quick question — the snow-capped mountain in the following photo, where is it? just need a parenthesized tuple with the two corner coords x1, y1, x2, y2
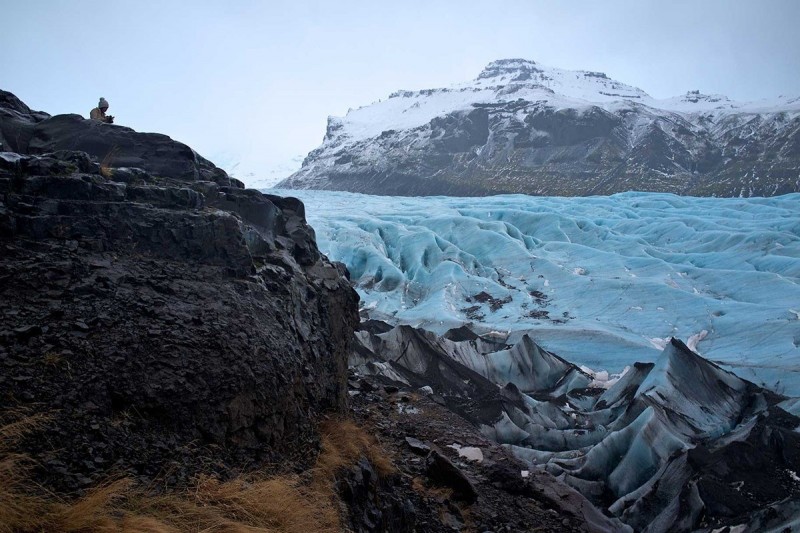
(278, 59, 800, 197)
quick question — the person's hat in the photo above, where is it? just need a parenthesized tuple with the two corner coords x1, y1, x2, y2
(98, 97, 109, 109)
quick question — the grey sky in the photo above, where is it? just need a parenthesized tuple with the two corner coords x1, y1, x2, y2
(3, 0, 799, 187)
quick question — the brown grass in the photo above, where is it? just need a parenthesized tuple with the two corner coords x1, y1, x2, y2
(0, 410, 51, 533)
(0, 414, 393, 533)
(99, 146, 119, 179)
(99, 165, 114, 179)
(410, 475, 453, 502)
(315, 418, 394, 483)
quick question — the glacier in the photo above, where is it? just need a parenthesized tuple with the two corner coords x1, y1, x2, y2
(279, 187, 800, 531)
(272, 189, 800, 397)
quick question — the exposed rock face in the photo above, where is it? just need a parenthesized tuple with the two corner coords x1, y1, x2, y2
(279, 58, 800, 197)
(336, 457, 418, 533)
(0, 89, 237, 186)
(0, 91, 359, 491)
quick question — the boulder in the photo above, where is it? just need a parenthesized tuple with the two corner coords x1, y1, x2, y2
(425, 449, 478, 503)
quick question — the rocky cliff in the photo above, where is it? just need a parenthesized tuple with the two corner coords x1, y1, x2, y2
(278, 58, 800, 197)
(0, 90, 359, 491)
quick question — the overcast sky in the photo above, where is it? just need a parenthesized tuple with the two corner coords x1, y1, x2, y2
(3, 0, 799, 187)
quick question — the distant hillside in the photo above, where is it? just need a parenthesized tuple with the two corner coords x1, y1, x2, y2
(278, 58, 800, 197)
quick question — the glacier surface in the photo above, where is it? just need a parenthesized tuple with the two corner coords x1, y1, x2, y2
(350, 321, 800, 532)
(273, 189, 800, 396)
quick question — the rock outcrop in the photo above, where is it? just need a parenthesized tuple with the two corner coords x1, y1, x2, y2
(0, 89, 236, 186)
(0, 90, 359, 491)
(278, 58, 800, 197)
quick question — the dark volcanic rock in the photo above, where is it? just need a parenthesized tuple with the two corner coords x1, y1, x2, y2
(687, 405, 800, 530)
(0, 89, 235, 186)
(0, 122, 359, 491)
(404, 436, 431, 455)
(425, 449, 478, 503)
(337, 457, 417, 533)
(347, 370, 626, 532)
(0, 90, 51, 152)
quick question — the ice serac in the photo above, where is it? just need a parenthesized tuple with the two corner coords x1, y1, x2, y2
(278, 58, 800, 197)
(633, 338, 757, 438)
(351, 322, 800, 532)
(444, 334, 592, 395)
(351, 321, 632, 532)
(0, 91, 360, 492)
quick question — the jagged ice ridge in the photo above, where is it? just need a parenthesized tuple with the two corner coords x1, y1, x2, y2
(273, 189, 800, 397)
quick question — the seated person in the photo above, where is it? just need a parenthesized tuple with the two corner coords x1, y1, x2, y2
(89, 97, 114, 123)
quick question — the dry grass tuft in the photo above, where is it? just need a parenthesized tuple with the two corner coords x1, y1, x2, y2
(0, 411, 49, 452)
(99, 165, 114, 179)
(0, 455, 49, 533)
(410, 475, 454, 501)
(44, 475, 342, 533)
(53, 478, 137, 532)
(0, 413, 392, 532)
(316, 418, 395, 484)
(0, 411, 51, 533)
(99, 146, 119, 179)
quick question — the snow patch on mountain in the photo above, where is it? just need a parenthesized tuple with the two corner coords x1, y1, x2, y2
(279, 58, 800, 197)
(302, 58, 800, 153)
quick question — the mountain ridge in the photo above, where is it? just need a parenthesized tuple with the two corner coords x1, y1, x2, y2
(278, 58, 800, 197)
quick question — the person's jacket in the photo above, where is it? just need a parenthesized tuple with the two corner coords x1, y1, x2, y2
(90, 107, 112, 123)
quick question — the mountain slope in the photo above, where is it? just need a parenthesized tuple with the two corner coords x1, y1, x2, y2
(278, 59, 800, 197)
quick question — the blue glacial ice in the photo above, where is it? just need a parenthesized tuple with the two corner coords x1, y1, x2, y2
(272, 189, 800, 396)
